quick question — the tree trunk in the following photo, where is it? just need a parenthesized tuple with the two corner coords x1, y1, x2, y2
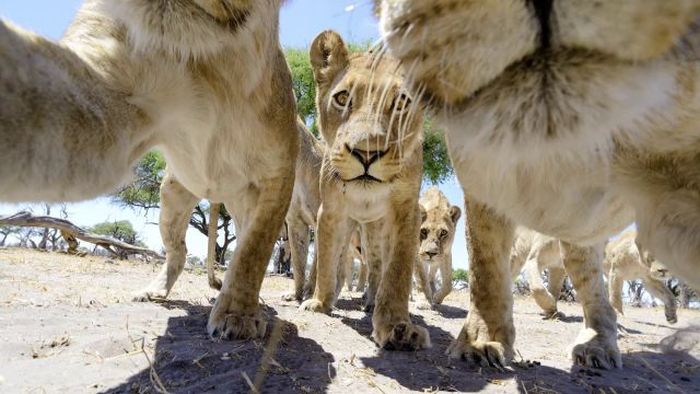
(0, 211, 164, 260)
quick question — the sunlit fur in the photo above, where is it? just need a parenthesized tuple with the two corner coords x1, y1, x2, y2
(509, 227, 567, 317)
(0, 0, 297, 342)
(414, 187, 461, 307)
(604, 231, 678, 324)
(376, 0, 700, 369)
(300, 30, 430, 351)
(282, 119, 362, 303)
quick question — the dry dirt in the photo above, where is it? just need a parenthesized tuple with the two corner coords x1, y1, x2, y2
(0, 248, 698, 393)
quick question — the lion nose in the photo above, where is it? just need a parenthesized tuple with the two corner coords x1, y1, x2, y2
(657, 268, 669, 277)
(346, 144, 386, 169)
(426, 251, 438, 259)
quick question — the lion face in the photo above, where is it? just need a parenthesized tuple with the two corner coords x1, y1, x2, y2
(418, 188, 461, 263)
(310, 31, 423, 186)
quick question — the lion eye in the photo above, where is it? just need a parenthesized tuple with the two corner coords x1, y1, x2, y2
(439, 230, 448, 240)
(420, 229, 428, 240)
(392, 93, 411, 113)
(332, 90, 351, 110)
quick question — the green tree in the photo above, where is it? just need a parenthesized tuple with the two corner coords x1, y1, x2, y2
(90, 220, 144, 246)
(452, 268, 469, 284)
(422, 118, 453, 185)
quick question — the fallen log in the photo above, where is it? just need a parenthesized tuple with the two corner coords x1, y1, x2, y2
(0, 211, 164, 260)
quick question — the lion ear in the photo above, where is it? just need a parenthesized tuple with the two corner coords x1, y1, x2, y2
(449, 205, 461, 224)
(310, 30, 349, 85)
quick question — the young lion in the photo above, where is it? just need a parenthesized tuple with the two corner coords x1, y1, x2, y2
(299, 30, 429, 351)
(375, 1, 700, 369)
(282, 119, 362, 302)
(510, 228, 567, 318)
(604, 231, 678, 324)
(0, 1, 298, 341)
(414, 187, 461, 308)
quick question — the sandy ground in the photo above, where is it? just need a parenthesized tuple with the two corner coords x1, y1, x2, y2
(0, 248, 698, 394)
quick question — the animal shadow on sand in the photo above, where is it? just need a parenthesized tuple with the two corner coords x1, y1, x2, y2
(102, 301, 335, 393)
(337, 300, 699, 393)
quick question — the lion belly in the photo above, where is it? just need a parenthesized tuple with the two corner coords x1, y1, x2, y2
(451, 144, 634, 246)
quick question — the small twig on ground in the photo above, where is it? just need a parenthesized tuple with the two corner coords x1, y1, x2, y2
(241, 371, 259, 394)
(253, 319, 285, 390)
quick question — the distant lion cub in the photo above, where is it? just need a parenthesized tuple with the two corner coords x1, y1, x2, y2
(300, 31, 429, 351)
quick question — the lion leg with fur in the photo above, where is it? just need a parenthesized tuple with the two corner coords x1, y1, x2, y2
(133, 173, 198, 301)
(0, 21, 151, 203)
(561, 242, 621, 369)
(372, 202, 430, 351)
(299, 204, 353, 313)
(356, 259, 368, 293)
(546, 266, 567, 314)
(414, 258, 434, 309)
(433, 258, 453, 305)
(448, 197, 514, 367)
(608, 268, 626, 316)
(208, 176, 294, 340)
(335, 242, 352, 299)
(283, 215, 310, 302)
(642, 275, 678, 324)
(361, 221, 384, 312)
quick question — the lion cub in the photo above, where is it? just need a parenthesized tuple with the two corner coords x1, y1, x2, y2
(414, 187, 461, 308)
(299, 31, 429, 351)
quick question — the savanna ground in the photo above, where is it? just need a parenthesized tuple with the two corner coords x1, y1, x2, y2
(0, 248, 698, 393)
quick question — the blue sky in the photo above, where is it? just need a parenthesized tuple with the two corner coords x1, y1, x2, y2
(0, 1, 469, 270)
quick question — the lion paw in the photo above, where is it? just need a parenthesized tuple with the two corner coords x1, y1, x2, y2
(207, 293, 267, 340)
(570, 328, 622, 369)
(447, 339, 509, 369)
(299, 298, 331, 314)
(281, 292, 302, 302)
(131, 288, 167, 302)
(373, 322, 431, 351)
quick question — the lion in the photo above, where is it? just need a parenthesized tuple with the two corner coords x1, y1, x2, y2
(510, 228, 567, 318)
(299, 30, 430, 351)
(281, 119, 364, 302)
(413, 187, 461, 308)
(604, 231, 677, 324)
(0, 0, 298, 341)
(375, 1, 700, 369)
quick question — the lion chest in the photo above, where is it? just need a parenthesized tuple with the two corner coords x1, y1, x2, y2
(341, 184, 393, 223)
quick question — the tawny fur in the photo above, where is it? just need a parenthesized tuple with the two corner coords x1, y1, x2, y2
(0, 0, 298, 341)
(299, 30, 430, 351)
(414, 187, 461, 308)
(604, 231, 678, 324)
(509, 228, 567, 317)
(281, 120, 365, 302)
(376, 0, 700, 369)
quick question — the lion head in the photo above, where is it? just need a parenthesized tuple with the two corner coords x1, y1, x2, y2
(418, 187, 461, 263)
(309, 30, 423, 188)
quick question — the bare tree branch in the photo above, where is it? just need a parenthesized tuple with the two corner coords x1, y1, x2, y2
(0, 211, 164, 260)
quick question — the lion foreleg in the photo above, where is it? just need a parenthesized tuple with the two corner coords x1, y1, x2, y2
(0, 21, 150, 202)
(372, 198, 430, 351)
(447, 196, 514, 368)
(208, 174, 294, 340)
(561, 242, 621, 369)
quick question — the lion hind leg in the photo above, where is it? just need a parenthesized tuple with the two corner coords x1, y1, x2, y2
(133, 172, 198, 302)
